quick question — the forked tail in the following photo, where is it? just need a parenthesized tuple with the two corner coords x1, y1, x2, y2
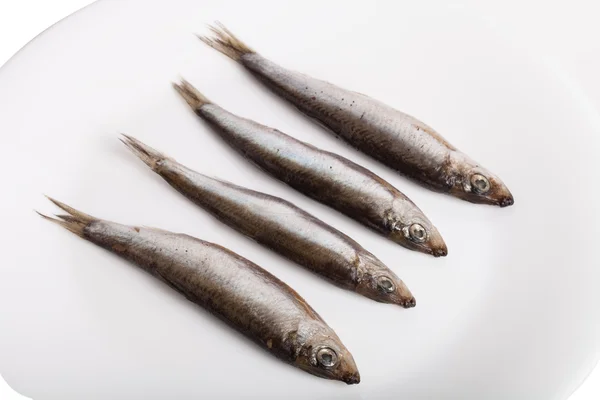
(173, 79, 212, 111)
(120, 134, 167, 170)
(36, 196, 96, 237)
(198, 22, 254, 61)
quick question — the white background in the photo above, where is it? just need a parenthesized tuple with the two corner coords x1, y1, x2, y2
(0, 1, 598, 399)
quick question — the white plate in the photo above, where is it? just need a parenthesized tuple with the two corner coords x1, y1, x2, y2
(1, 1, 599, 399)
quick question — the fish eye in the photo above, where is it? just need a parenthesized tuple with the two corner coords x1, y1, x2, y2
(408, 223, 427, 243)
(377, 277, 395, 293)
(470, 174, 490, 194)
(316, 347, 338, 368)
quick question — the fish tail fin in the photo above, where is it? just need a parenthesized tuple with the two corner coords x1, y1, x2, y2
(120, 134, 166, 170)
(37, 196, 96, 237)
(173, 79, 212, 111)
(198, 22, 254, 61)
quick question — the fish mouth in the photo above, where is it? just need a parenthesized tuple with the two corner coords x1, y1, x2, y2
(498, 196, 515, 208)
(407, 242, 448, 258)
(342, 372, 361, 385)
(468, 194, 514, 207)
(402, 297, 417, 308)
(427, 238, 448, 258)
(453, 179, 515, 207)
(426, 226, 448, 257)
(431, 246, 448, 257)
(391, 229, 448, 258)
(396, 280, 417, 308)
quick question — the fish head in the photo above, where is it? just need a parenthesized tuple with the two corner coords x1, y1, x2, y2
(294, 328, 360, 385)
(448, 153, 514, 207)
(387, 203, 448, 257)
(355, 254, 416, 308)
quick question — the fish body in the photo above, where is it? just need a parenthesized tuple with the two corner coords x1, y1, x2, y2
(121, 135, 415, 307)
(39, 198, 360, 384)
(199, 24, 514, 207)
(174, 81, 447, 257)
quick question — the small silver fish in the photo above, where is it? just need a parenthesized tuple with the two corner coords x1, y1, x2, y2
(38, 197, 360, 384)
(198, 23, 514, 207)
(121, 135, 415, 307)
(173, 80, 448, 257)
